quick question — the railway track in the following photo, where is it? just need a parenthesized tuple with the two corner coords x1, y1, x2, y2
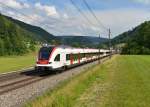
(0, 70, 55, 95)
(0, 76, 47, 95)
(0, 69, 34, 83)
(0, 55, 111, 96)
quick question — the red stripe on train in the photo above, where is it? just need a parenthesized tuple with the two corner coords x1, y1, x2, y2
(37, 60, 49, 64)
(70, 54, 73, 65)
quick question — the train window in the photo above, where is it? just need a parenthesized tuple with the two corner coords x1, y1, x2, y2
(66, 54, 70, 61)
(54, 54, 60, 61)
(74, 54, 78, 61)
(39, 47, 54, 60)
(80, 53, 84, 59)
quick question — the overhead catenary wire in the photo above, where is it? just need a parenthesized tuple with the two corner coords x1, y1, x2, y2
(50, 0, 95, 35)
(82, 0, 108, 31)
(50, 0, 88, 35)
(82, 0, 111, 48)
(69, 0, 97, 28)
(51, 0, 111, 48)
(69, 0, 108, 37)
(63, 6, 90, 35)
(55, 0, 105, 36)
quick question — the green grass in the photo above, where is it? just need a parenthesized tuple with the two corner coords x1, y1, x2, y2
(0, 52, 37, 74)
(103, 55, 150, 107)
(25, 55, 150, 107)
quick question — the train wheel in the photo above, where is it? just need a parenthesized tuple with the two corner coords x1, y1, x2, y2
(61, 66, 67, 71)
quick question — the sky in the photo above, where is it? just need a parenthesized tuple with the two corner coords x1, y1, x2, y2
(0, 0, 150, 38)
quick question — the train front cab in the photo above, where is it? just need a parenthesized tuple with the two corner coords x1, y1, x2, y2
(35, 47, 65, 71)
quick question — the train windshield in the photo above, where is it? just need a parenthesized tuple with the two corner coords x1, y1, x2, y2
(39, 47, 54, 60)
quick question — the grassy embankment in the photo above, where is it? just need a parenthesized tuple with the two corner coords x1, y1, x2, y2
(26, 55, 150, 107)
(0, 45, 40, 74)
(0, 51, 37, 74)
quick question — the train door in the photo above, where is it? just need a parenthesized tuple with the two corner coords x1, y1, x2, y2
(70, 53, 73, 65)
(53, 52, 65, 69)
(53, 54, 61, 69)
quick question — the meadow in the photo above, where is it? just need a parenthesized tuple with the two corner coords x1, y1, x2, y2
(26, 55, 150, 107)
(0, 52, 36, 74)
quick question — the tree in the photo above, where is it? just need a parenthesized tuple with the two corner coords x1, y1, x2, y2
(0, 38, 5, 55)
(115, 21, 150, 55)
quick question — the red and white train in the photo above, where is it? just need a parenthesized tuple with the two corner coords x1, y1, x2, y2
(35, 45, 111, 71)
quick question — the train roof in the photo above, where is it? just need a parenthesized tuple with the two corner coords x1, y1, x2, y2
(40, 44, 110, 52)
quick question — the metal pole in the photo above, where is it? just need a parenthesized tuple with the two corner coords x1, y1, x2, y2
(108, 28, 111, 58)
(98, 34, 101, 64)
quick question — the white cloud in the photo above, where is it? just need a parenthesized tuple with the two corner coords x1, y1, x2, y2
(35, 2, 58, 17)
(16, 14, 43, 24)
(23, 2, 30, 8)
(0, 0, 30, 9)
(0, 5, 2, 10)
(3, 10, 42, 25)
(38, 8, 150, 37)
(94, 8, 150, 37)
(91, 26, 100, 32)
(1, 1, 150, 38)
(63, 13, 69, 19)
(7, 11, 15, 16)
(132, 0, 150, 4)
